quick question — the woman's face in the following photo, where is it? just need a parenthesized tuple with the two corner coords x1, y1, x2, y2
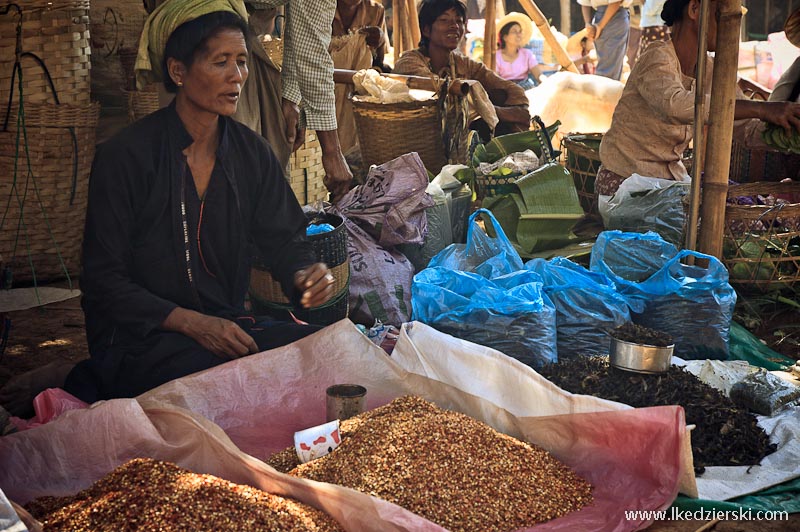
(503, 23, 524, 48)
(174, 27, 249, 117)
(424, 8, 465, 52)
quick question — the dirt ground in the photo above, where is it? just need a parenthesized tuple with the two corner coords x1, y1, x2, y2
(1, 284, 798, 531)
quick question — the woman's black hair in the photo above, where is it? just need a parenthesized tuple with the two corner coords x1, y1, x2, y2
(497, 21, 519, 50)
(661, 0, 691, 27)
(162, 11, 250, 93)
(417, 0, 467, 49)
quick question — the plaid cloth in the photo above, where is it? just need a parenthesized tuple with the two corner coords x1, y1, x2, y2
(257, 0, 337, 130)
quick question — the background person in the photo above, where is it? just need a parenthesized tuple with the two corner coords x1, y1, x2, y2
(578, 0, 632, 81)
(769, 7, 800, 104)
(66, 4, 336, 402)
(495, 11, 543, 90)
(393, 0, 530, 137)
(597, 0, 800, 197)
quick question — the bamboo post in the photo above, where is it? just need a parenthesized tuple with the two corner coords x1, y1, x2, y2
(392, 0, 400, 63)
(685, 0, 712, 253)
(401, 1, 415, 52)
(698, 0, 742, 259)
(560, 0, 571, 35)
(407, 0, 421, 49)
(517, 0, 579, 73)
(484, 0, 497, 69)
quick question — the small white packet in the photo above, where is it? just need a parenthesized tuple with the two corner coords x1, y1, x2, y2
(293, 419, 341, 463)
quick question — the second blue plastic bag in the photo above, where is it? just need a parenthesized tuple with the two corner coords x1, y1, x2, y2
(412, 268, 557, 368)
(428, 209, 524, 279)
(526, 257, 630, 359)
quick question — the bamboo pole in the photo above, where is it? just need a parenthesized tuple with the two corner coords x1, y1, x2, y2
(517, 0, 579, 73)
(685, 0, 712, 253)
(333, 68, 471, 96)
(407, 0, 421, 49)
(560, 0, 571, 35)
(484, 0, 497, 69)
(401, 0, 415, 53)
(698, 0, 742, 259)
(392, 0, 400, 63)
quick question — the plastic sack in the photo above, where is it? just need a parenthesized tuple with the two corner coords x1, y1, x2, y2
(429, 209, 524, 279)
(599, 174, 690, 247)
(590, 230, 679, 312)
(0, 321, 691, 531)
(9, 388, 88, 432)
(729, 369, 800, 416)
(412, 267, 557, 368)
(397, 185, 453, 272)
(338, 214, 414, 327)
(525, 257, 630, 359)
(335, 152, 434, 247)
(634, 249, 737, 361)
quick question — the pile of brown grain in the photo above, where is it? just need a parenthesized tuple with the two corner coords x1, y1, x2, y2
(25, 458, 343, 532)
(268, 395, 592, 532)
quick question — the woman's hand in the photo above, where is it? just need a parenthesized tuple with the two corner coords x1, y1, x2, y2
(163, 308, 258, 360)
(294, 263, 336, 309)
(760, 101, 800, 134)
(359, 26, 384, 49)
(316, 130, 353, 203)
(586, 24, 597, 40)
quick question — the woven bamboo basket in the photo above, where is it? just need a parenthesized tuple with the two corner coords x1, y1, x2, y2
(124, 86, 161, 123)
(723, 181, 800, 292)
(351, 97, 448, 173)
(729, 139, 800, 183)
(0, 0, 92, 106)
(288, 131, 328, 205)
(249, 213, 350, 325)
(0, 101, 100, 282)
(562, 133, 603, 215)
(89, 1, 148, 107)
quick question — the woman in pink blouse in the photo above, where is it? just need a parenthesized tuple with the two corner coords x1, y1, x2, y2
(495, 12, 543, 90)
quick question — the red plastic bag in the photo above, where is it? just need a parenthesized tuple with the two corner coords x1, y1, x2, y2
(10, 388, 88, 431)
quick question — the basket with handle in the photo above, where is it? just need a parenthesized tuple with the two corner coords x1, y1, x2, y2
(474, 117, 560, 200)
(561, 132, 602, 215)
(723, 181, 800, 292)
(351, 96, 448, 174)
(249, 212, 350, 325)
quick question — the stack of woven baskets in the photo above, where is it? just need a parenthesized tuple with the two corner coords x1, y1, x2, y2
(0, 0, 99, 283)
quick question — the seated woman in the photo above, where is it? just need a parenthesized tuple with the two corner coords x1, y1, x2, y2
(495, 12, 543, 91)
(65, 5, 336, 403)
(393, 0, 531, 137)
(598, 0, 800, 197)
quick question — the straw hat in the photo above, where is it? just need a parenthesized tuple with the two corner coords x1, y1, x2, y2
(497, 12, 533, 45)
(566, 28, 588, 58)
(786, 8, 800, 48)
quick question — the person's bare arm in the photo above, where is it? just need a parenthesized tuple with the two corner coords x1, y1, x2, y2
(594, 2, 623, 39)
(735, 100, 800, 133)
(162, 308, 258, 360)
(317, 129, 353, 202)
(583, 5, 596, 39)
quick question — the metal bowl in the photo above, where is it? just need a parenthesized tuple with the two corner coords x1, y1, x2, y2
(609, 337, 674, 374)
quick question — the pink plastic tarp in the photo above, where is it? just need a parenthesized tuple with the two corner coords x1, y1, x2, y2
(0, 320, 689, 531)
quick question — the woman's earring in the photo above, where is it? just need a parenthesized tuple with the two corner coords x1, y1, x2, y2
(176, 80, 183, 87)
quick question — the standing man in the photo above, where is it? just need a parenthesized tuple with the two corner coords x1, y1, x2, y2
(578, 0, 632, 80)
(259, 0, 353, 200)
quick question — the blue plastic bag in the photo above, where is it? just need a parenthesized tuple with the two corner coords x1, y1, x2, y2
(428, 209, 524, 279)
(589, 230, 679, 312)
(634, 249, 737, 360)
(526, 257, 630, 359)
(412, 267, 557, 368)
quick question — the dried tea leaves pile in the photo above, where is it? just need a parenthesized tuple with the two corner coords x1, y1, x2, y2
(268, 395, 592, 532)
(611, 322, 673, 347)
(538, 357, 776, 469)
(25, 458, 344, 532)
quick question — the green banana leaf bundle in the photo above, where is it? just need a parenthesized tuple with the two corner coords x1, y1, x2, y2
(761, 123, 800, 154)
